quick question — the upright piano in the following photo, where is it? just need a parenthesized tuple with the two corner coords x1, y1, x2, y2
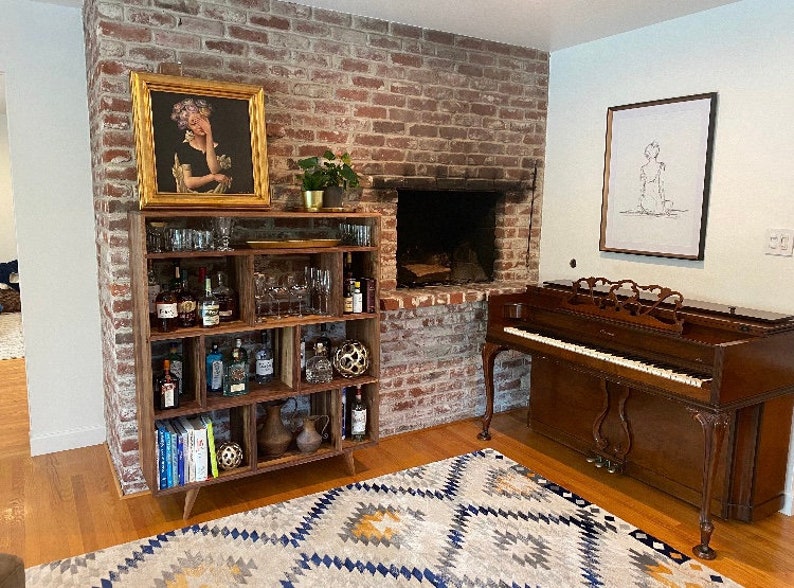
(480, 277, 794, 559)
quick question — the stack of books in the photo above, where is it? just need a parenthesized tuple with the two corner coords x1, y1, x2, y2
(154, 415, 219, 490)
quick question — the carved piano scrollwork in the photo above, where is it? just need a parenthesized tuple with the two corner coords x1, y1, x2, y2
(587, 381, 632, 475)
(564, 276, 685, 333)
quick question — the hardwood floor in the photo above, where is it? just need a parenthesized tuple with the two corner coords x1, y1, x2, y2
(2, 356, 794, 586)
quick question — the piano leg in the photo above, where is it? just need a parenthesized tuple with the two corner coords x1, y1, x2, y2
(688, 409, 729, 560)
(479, 341, 507, 441)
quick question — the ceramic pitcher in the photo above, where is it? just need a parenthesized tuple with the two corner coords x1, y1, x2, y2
(296, 414, 329, 454)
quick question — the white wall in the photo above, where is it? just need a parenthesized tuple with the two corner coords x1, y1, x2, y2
(1, 0, 105, 453)
(542, 0, 794, 512)
(0, 109, 16, 262)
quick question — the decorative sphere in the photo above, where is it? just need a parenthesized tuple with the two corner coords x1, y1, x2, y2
(333, 339, 370, 378)
(216, 441, 244, 471)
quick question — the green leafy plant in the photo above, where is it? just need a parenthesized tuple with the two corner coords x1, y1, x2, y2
(297, 150, 360, 191)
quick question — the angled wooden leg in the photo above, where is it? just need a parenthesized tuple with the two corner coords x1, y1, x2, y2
(479, 341, 506, 441)
(342, 451, 356, 475)
(183, 487, 200, 519)
(688, 409, 729, 560)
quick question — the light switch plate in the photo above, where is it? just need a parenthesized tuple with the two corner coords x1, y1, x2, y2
(765, 228, 794, 256)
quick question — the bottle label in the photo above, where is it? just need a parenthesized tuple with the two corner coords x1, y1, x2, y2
(178, 300, 197, 315)
(200, 303, 220, 327)
(344, 296, 353, 313)
(210, 360, 223, 390)
(351, 407, 367, 436)
(352, 293, 363, 314)
(161, 381, 176, 408)
(256, 358, 274, 376)
(156, 303, 178, 319)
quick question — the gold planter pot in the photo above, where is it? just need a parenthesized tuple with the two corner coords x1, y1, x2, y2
(303, 190, 324, 212)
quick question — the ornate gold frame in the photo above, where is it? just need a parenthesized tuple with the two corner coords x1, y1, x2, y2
(131, 71, 270, 210)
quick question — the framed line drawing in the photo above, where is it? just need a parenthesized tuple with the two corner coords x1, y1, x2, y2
(599, 93, 717, 260)
(131, 71, 270, 210)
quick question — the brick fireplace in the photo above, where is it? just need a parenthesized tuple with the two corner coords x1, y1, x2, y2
(83, 0, 548, 493)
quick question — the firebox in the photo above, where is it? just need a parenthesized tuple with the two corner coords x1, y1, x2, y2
(396, 191, 500, 288)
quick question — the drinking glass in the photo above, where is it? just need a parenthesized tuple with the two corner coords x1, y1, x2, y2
(213, 217, 234, 251)
(290, 273, 309, 316)
(147, 222, 166, 253)
(254, 273, 268, 322)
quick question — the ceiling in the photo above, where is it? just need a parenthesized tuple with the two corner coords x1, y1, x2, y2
(2, 0, 738, 116)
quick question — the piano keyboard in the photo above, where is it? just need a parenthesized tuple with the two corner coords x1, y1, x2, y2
(503, 326, 711, 388)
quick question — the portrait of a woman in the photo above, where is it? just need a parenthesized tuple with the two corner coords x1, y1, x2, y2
(170, 97, 233, 193)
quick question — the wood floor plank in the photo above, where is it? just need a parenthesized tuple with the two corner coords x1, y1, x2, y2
(1, 358, 794, 586)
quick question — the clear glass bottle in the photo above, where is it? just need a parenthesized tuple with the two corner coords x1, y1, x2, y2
(224, 338, 249, 396)
(205, 342, 224, 395)
(351, 385, 366, 441)
(198, 269, 220, 328)
(166, 343, 183, 396)
(213, 270, 238, 322)
(255, 330, 275, 384)
(316, 323, 332, 358)
(305, 341, 333, 384)
(156, 359, 179, 410)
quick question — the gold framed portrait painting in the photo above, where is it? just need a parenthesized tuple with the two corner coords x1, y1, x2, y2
(131, 71, 270, 210)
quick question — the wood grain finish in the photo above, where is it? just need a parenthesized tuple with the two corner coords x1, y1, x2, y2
(2, 357, 794, 585)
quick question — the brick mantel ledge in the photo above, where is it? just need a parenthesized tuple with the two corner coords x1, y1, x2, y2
(379, 282, 527, 311)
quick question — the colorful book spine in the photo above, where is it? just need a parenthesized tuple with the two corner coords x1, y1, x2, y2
(162, 422, 174, 488)
(189, 417, 209, 482)
(171, 418, 186, 486)
(200, 414, 219, 478)
(156, 422, 167, 490)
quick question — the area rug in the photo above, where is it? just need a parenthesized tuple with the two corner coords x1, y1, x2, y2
(26, 448, 740, 586)
(0, 312, 23, 360)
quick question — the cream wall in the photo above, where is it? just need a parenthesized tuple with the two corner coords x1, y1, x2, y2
(1, 0, 104, 453)
(0, 109, 16, 262)
(541, 0, 794, 512)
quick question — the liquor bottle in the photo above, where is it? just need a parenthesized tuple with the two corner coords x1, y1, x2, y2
(351, 385, 366, 441)
(156, 359, 179, 410)
(198, 270, 220, 328)
(224, 338, 249, 396)
(316, 323, 332, 358)
(305, 341, 333, 384)
(343, 252, 355, 313)
(166, 343, 183, 396)
(155, 283, 179, 333)
(213, 271, 238, 322)
(255, 330, 275, 384)
(352, 281, 363, 314)
(177, 270, 197, 328)
(300, 334, 307, 377)
(206, 342, 224, 394)
(147, 260, 161, 327)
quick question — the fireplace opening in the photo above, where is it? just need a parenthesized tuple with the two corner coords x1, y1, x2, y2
(397, 190, 499, 288)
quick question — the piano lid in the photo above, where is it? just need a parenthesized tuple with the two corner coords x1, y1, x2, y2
(542, 279, 794, 325)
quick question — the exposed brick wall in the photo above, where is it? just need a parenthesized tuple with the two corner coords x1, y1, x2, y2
(82, 0, 548, 493)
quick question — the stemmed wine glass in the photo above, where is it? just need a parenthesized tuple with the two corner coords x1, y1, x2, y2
(213, 217, 234, 251)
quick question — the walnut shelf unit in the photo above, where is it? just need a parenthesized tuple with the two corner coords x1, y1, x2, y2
(129, 210, 381, 518)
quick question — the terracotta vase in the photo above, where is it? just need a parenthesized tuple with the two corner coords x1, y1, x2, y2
(296, 414, 329, 454)
(257, 399, 296, 459)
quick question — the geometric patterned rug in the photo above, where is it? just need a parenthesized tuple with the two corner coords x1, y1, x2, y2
(0, 312, 23, 360)
(26, 448, 741, 586)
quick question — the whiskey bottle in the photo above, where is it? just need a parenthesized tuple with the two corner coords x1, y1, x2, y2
(166, 343, 183, 396)
(156, 359, 179, 410)
(351, 385, 366, 441)
(343, 252, 355, 313)
(155, 284, 179, 333)
(205, 342, 224, 395)
(198, 270, 220, 328)
(224, 338, 249, 396)
(352, 281, 363, 314)
(177, 270, 197, 328)
(213, 271, 238, 322)
(316, 323, 332, 358)
(147, 260, 161, 327)
(255, 330, 274, 384)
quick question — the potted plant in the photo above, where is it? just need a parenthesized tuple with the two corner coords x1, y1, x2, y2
(298, 150, 360, 210)
(297, 156, 329, 211)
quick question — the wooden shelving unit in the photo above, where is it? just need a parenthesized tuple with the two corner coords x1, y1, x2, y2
(129, 210, 380, 517)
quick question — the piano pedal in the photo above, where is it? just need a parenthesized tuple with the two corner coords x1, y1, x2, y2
(606, 462, 618, 474)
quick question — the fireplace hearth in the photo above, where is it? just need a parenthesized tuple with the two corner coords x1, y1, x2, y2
(397, 191, 500, 288)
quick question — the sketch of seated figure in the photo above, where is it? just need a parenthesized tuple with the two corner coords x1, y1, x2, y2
(638, 140, 671, 215)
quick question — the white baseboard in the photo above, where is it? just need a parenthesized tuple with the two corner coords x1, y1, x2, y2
(29, 424, 106, 456)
